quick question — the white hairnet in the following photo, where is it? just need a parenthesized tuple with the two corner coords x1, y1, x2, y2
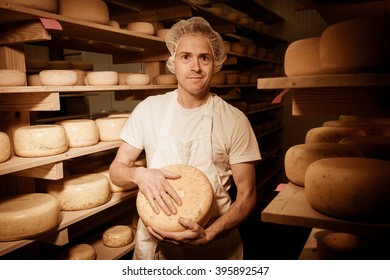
(165, 17, 226, 74)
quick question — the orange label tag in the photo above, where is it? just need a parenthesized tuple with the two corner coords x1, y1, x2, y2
(39, 18, 62, 30)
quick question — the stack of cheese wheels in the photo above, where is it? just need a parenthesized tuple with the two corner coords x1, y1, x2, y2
(39, 70, 78, 86)
(284, 143, 364, 187)
(5, 0, 57, 12)
(62, 243, 97, 260)
(124, 73, 151, 85)
(0, 69, 26, 86)
(305, 126, 367, 143)
(86, 71, 118, 86)
(317, 232, 375, 260)
(103, 225, 134, 248)
(136, 164, 213, 231)
(58, 0, 110, 25)
(305, 157, 390, 221)
(322, 120, 390, 136)
(284, 37, 322, 76)
(0, 131, 11, 163)
(47, 173, 111, 211)
(153, 74, 177, 85)
(13, 124, 68, 157)
(339, 135, 390, 161)
(319, 16, 390, 74)
(127, 22, 154, 36)
(95, 117, 127, 141)
(0, 193, 61, 241)
(56, 119, 99, 148)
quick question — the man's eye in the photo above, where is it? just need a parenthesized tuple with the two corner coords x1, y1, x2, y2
(181, 54, 190, 60)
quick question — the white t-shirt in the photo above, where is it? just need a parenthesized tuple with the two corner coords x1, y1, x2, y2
(120, 90, 261, 189)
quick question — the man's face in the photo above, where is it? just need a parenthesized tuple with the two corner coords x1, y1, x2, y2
(174, 35, 215, 97)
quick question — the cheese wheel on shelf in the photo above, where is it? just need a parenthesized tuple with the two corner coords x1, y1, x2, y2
(27, 74, 42, 86)
(0, 193, 61, 241)
(339, 135, 390, 161)
(305, 157, 390, 221)
(127, 22, 154, 36)
(210, 72, 226, 85)
(4, 0, 57, 12)
(226, 73, 239, 84)
(317, 232, 375, 260)
(95, 117, 127, 141)
(62, 243, 97, 260)
(58, 0, 110, 25)
(284, 143, 364, 187)
(319, 16, 390, 74)
(136, 164, 213, 231)
(87, 71, 118, 86)
(0, 69, 26, 86)
(39, 70, 78, 86)
(0, 131, 11, 163)
(109, 20, 120, 29)
(124, 73, 151, 85)
(322, 120, 390, 136)
(47, 173, 111, 211)
(103, 225, 134, 248)
(284, 37, 323, 76)
(153, 74, 177, 85)
(56, 119, 99, 148)
(305, 126, 367, 143)
(13, 124, 68, 157)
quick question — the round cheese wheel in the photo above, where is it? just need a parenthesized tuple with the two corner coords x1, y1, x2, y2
(87, 71, 118, 86)
(231, 42, 246, 54)
(124, 73, 151, 85)
(339, 135, 390, 161)
(62, 243, 96, 260)
(56, 119, 99, 148)
(305, 126, 367, 143)
(136, 164, 213, 232)
(156, 29, 170, 39)
(153, 74, 177, 85)
(0, 131, 11, 163)
(226, 73, 239, 84)
(26, 59, 49, 70)
(39, 70, 78, 86)
(103, 225, 134, 248)
(5, 0, 57, 12)
(0, 193, 61, 241)
(317, 232, 374, 260)
(13, 124, 68, 157)
(226, 12, 239, 21)
(0, 69, 26, 86)
(210, 72, 226, 85)
(58, 0, 110, 25)
(109, 20, 120, 29)
(305, 157, 390, 221)
(27, 74, 42, 86)
(127, 22, 154, 36)
(285, 143, 364, 187)
(284, 37, 323, 77)
(47, 173, 111, 211)
(319, 16, 390, 74)
(95, 117, 127, 141)
(48, 60, 72, 69)
(322, 120, 390, 136)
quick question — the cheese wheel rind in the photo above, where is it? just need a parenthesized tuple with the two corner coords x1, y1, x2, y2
(0, 193, 61, 241)
(0, 131, 11, 163)
(3, 0, 57, 12)
(57, 119, 99, 148)
(305, 126, 367, 143)
(13, 125, 68, 157)
(58, 0, 110, 24)
(127, 22, 154, 36)
(0, 69, 26, 86)
(47, 174, 111, 211)
(39, 70, 78, 86)
(62, 243, 97, 260)
(339, 135, 390, 161)
(87, 71, 118, 86)
(305, 157, 390, 220)
(103, 225, 134, 248)
(284, 143, 364, 186)
(95, 117, 127, 141)
(136, 164, 213, 232)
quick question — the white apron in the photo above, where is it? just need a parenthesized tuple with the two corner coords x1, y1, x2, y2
(133, 92, 243, 260)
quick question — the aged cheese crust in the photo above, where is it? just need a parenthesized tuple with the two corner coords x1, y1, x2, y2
(305, 126, 367, 143)
(136, 164, 213, 231)
(62, 243, 97, 260)
(0, 193, 61, 241)
(103, 225, 134, 248)
(57, 119, 99, 148)
(0, 131, 11, 163)
(95, 117, 127, 141)
(47, 173, 111, 211)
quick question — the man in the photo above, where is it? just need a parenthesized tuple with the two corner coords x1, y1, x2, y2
(109, 17, 261, 259)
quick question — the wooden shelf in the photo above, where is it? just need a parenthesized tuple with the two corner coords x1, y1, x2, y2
(0, 141, 121, 176)
(0, 190, 137, 257)
(261, 183, 390, 238)
(257, 73, 390, 89)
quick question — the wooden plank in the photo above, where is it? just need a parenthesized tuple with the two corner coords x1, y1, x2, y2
(291, 87, 390, 116)
(261, 183, 390, 237)
(0, 92, 60, 111)
(0, 45, 25, 70)
(13, 162, 63, 180)
(298, 228, 323, 260)
(0, 20, 51, 45)
(258, 73, 390, 89)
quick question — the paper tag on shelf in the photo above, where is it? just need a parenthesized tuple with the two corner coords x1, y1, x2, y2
(275, 183, 288, 191)
(40, 18, 62, 30)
